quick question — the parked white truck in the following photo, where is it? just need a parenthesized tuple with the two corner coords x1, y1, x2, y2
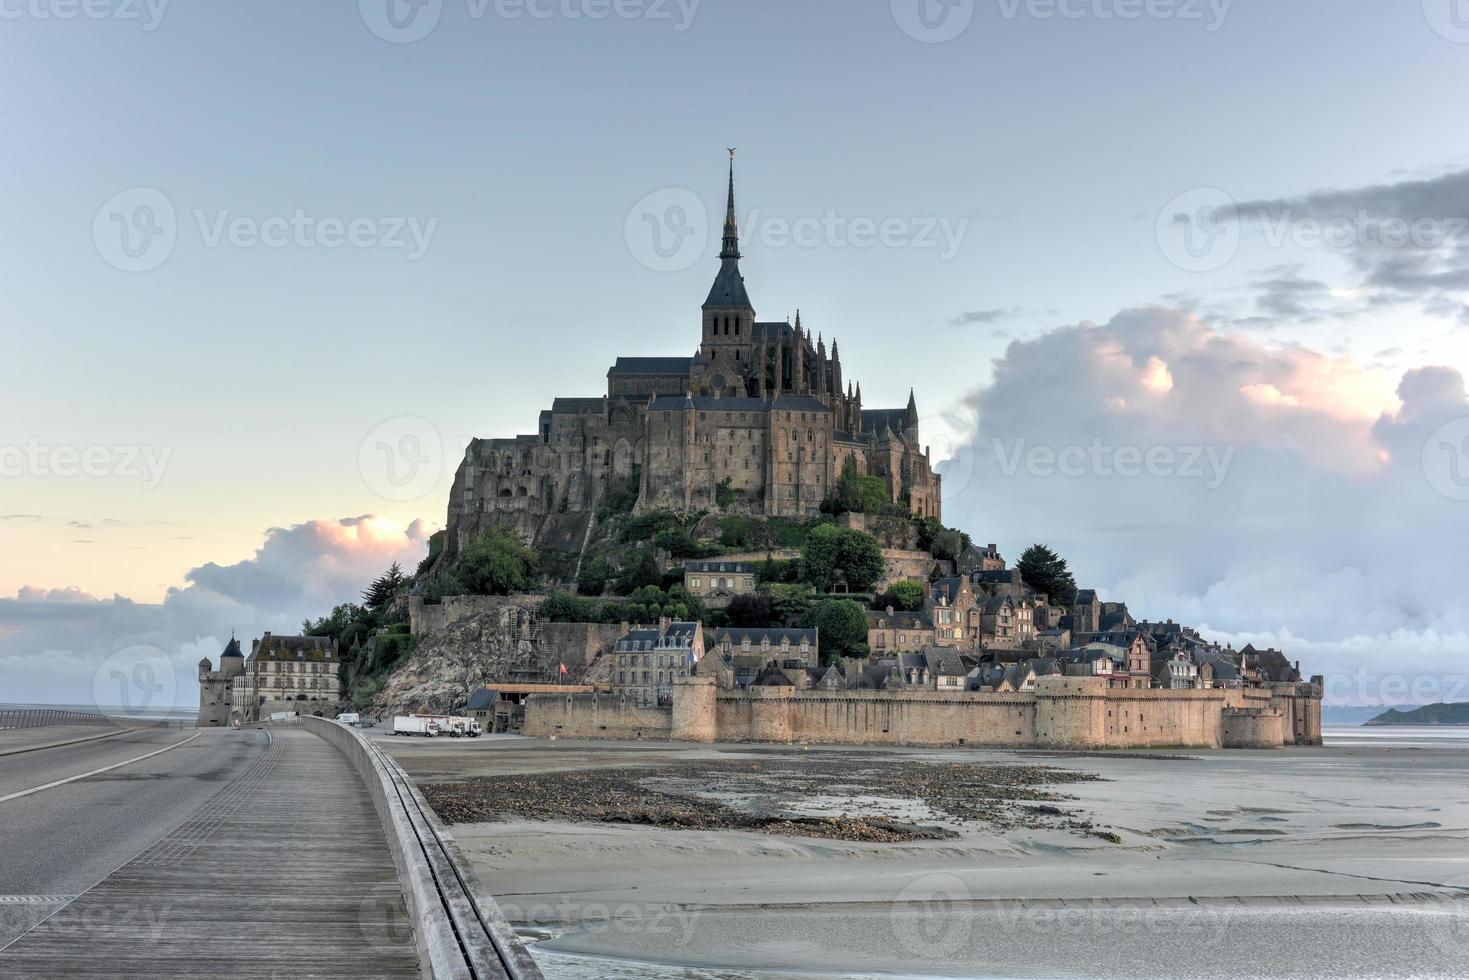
(390, 715, 440, 737)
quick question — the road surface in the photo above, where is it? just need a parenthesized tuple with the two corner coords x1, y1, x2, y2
(0, 727, 266, 948)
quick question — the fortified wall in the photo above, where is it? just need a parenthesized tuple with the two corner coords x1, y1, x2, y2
(525, 675, 1323, 749)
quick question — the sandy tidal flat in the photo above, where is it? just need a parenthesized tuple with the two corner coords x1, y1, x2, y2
(385, 727, 1469, 979)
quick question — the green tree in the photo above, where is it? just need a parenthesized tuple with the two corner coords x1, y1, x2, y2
(824, 457, 891, 515)
(800, 524, 884, 593)
(1016, 543, 1078, 606)
(613, 549, 662, 595)
(726, 592, 776, 628)
(715, 477, 736, 510)
(457, 529, 540, 596)
(873, 579, 924, 612)
(767, 583, 816, 626)
(804, 598, 870, 664)
(361, 561, 406, 610)
(577, 556, 613, 596)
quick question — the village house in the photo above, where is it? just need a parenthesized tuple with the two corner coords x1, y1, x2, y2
(927, 576, 977, 647)
(866, 607, 936, 654)
(611, 619, 704, 706)
(707, 626, 819, 670)
(683, 560, 758, 608)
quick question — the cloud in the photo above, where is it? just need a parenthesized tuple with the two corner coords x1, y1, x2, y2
(950, 307, 1025, 326)
(0, 514, 42, 522)
(0, 516, 432, 708)
(1218, 168, 1469, 322)
(940, 307, 1469, 705)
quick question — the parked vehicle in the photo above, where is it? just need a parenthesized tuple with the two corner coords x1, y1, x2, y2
(446, 716, 482, 737)
(336, 712, 361, 726)
(390, 715, 439, 737)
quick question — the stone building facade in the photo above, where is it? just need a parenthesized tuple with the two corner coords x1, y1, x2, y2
(443, 158, 942, 556)
(196, 636, 245, 727)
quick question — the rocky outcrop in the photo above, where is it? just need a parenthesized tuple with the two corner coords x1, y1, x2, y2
(374, 597, 622, 716)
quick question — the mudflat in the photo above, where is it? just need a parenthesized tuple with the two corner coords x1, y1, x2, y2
(385, 728, 1469, 979)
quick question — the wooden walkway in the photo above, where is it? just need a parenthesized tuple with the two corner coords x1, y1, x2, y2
(0, 728, 421, 978)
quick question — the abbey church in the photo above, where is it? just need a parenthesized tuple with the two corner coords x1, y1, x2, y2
(444, 158, 942, 554)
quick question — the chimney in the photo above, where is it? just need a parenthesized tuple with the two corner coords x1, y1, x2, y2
(659, 615, 671, 634)
(886, 605, 895, 616)
(988, 543, 996, 551)
(620, 621, 630, 635)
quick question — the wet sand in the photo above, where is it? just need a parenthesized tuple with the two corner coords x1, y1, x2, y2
(384, 727, 1469, 979)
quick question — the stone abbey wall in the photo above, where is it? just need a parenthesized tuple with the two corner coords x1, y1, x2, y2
(525, 674, 1322, 750)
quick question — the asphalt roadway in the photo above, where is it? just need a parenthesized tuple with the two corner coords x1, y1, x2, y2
(0, 727, 266, 949)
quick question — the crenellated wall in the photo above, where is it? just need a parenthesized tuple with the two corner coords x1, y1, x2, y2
(525, 675, 1322, 750)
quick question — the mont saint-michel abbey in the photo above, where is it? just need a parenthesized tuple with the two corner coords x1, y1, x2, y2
(446, 159, 942, 552)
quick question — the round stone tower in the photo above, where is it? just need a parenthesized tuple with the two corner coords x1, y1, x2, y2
(671, 676, 717, 742)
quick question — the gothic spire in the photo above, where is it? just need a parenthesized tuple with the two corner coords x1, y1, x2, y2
(704, 149, 753, 311)
(720, 148, 740, 261)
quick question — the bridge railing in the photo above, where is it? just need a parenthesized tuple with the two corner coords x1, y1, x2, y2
(0, 708, 118, 730)
(296, 715, 543, 980)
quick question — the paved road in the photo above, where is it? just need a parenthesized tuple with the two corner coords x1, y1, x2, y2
(0, 727, 266, 948)
(0, 726, 419, 978)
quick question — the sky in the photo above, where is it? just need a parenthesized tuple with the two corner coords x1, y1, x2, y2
(2, 0, 1468, 708)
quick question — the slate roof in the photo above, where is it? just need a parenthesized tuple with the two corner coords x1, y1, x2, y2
(770, 395, 830, 413)
(972, 569, 1023, 586)
(861, 408, 909, 436)
(930, 577, 965, 604)
(686, 560, 757, 574)
(617, 621, 701, 652)
(866, 610, 934, 630)
(1075, 589, 1098, 604)
(221, 636, 243, 659)
(711, 627, 817, 648)
(251, 634, 337, 663)
(608, 357, 694, 377)
(466, 689, 498, 711)
(551, 397, 604, 414)
(923, 646, 967, 677)
(705, 259, 752, 308)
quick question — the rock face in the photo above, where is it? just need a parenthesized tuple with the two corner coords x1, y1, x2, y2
(374, 597, 622, 716)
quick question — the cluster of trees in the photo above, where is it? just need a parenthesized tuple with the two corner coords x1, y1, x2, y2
(428, 529, 540, 599)
(799, 523, 884, 593)
(539, 584, 708, 626)
(871, 579, 924, 612)
(1015, 543, 1078, 606)
(821, 457, 898, 516)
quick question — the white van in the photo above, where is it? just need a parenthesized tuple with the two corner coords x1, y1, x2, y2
(336, 712, 361, 726)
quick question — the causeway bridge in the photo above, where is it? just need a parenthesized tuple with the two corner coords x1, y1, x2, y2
(0, 711, 542, 979)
